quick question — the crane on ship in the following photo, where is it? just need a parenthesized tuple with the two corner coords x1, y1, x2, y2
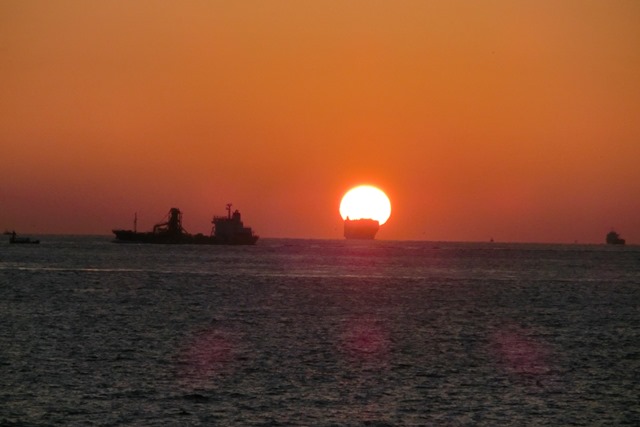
(152, 208, 187, 235)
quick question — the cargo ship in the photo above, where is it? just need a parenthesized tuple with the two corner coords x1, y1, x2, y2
(606, 230, 625, 245)
(113, 204, 258, 245)
(344, 217, 379, 240)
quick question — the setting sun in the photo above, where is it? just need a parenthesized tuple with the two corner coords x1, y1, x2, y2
(339, 186, 392, 225)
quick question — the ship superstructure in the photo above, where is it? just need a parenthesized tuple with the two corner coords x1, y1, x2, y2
(211, 204, 259, 245)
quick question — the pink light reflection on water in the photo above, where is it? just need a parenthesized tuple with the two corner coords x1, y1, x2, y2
(339, 316, 390, 367)
(490, 325, 552, 377)
(177, 327, 237, 386)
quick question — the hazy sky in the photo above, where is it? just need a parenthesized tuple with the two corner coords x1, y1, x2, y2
(2, 1, 639, 243)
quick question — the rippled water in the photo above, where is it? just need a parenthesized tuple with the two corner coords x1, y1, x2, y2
(1, 237, 639, 425)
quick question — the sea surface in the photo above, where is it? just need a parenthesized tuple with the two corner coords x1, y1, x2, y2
(1, 237, 638, 426)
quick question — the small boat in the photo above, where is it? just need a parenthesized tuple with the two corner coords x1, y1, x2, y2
(9, 231, 40, 244)
(606, 230, 625, 245)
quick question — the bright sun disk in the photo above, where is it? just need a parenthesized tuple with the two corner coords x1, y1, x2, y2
(339, 185, 391, 225)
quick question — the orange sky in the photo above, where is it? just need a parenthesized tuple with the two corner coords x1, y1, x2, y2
(2, 1, 639, 243)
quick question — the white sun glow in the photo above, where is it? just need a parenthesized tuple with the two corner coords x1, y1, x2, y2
(339, 185, 391, 225)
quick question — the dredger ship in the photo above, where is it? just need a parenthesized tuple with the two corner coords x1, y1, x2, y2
(113, 204, 258, 245)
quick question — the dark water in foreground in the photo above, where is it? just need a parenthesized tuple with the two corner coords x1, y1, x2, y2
(1, 237, 639, 426)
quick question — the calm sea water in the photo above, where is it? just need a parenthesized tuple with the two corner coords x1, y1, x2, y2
(1, 237, 638, 426)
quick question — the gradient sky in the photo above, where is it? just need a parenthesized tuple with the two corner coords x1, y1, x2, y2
(2, 1, 639, 243)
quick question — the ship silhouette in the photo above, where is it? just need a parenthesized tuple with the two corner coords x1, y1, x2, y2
(606, 230, 625, 245)
(343, 217, 379, 240)
(113, 204, 258, 245)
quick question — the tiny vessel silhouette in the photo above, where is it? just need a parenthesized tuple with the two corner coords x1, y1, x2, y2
(344, 217, 379, 240)
(8, 231, 40, 244)
(112, 204, 258, 245)
(606, 230, 625, 245)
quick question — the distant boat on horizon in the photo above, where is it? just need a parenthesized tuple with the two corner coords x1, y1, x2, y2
(8, 231, 40, 244)
(344, 217, 379, 240)
(606, 230, 625, 245)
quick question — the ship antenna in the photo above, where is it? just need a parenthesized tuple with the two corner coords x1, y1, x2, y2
(226, 203, 232, 219)
(134, 212, 137, 233)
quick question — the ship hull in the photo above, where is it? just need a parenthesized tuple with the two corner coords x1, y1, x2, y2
(112, 230, 258, 245)
(9, 238, 40, 244)
(344, 218, 379, 240)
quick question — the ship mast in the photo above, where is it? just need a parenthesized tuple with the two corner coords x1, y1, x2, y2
(226, 203, 232, 219)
